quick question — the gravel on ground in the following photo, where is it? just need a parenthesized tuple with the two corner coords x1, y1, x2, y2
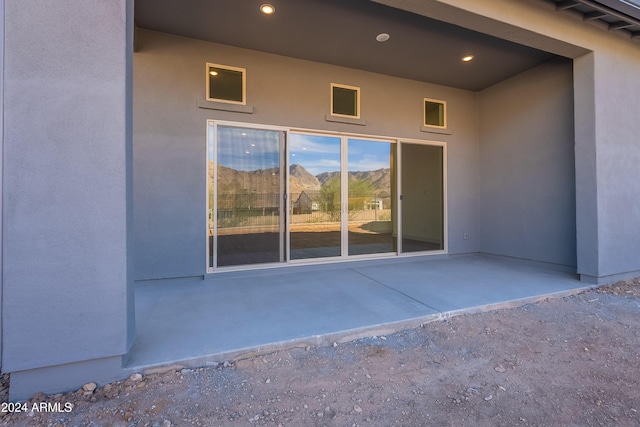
(2, 278, 640, 427)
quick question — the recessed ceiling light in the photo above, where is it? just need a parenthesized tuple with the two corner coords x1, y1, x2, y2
(376, 33, 390, 42)
(462, 55, 475, 62)
(260, 4, 275, 14)
(209, 70, 218, 76)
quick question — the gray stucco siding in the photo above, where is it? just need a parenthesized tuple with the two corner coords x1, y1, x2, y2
(133, 30, 480, 280)
(2, 0, 133, 372)
(479, 58, 577, 267)
(592, 49, 640, 277)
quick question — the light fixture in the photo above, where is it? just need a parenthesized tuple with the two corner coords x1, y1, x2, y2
(376, 33, 390, 42)
(462, 55, 474, 62)
(209, 70, 218, 76)
(260, 4, 275, 14)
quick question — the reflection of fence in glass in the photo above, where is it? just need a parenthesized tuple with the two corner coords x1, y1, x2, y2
(214, 192, 392, 229)
(291, 191, 339, 224)
(348, 194, 391, 222)
(217, 193, 280, 228)
(291, 191, 391, 224)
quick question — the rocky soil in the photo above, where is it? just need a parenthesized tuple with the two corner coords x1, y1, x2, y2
(2, 278, 640, 427)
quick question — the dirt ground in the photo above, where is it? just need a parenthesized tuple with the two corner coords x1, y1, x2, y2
(2, 278, 640, 427)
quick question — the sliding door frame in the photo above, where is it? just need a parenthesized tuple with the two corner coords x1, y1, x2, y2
(207, 121, 289, 272)
(397, 138, 448, 255)
(207, 120, 448, 273)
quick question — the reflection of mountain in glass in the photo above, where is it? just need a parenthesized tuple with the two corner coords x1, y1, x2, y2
(289, 164, 322, 193)
(212, 162, 390, 195)
(317, 168, 391, 196)
(216, 164, 280, 194)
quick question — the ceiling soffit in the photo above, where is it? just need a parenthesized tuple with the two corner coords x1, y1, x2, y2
(134, 0, 559, 91)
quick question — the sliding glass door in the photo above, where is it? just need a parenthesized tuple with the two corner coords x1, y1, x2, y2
(208, 121, 445, 271)
(288, 133, 342, 260)
(210, 125, 284, 268)
(347, 138, 397, 256)
(288, 135, 397, 260)
(400, 143, 444, 252)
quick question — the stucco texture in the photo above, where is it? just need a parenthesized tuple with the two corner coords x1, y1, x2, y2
(133, 30, 479, 280)
(2, 0, 133, 372)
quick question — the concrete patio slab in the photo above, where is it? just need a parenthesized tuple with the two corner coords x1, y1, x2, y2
(353, 255, 580, 312)
(128, 254, 589, 371)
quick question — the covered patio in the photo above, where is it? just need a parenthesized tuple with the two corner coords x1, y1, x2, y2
(128, 254, 589, 371)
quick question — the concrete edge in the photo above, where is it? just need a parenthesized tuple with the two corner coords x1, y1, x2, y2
(5, 283, 600, 401)
(580, 269, 640, 285)
(137, 284, 596, 375)
(9, 356, 129, 402)
(466, 252, 578, 274)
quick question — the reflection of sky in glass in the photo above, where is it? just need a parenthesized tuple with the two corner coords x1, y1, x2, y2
(289, 134, 341, 176)
(216, 126, 280, 171)
(348, 139, 391, 172)
(210, 127, 392, 175)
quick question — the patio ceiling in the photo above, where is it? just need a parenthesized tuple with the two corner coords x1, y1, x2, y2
(134, 0, 559, 91)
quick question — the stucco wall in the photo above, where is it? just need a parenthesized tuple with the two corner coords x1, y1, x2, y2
(478, 58, 576, 266)
(133, 29, 479, 280)
(591, 48, 640, 278)
(2, 0, 134, 374)
(377, 0, 640, 281)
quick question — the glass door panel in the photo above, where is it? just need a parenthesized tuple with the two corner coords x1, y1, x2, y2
(214, 126, 283, 267)
(401, 144, 444, 252)
(207, 123, 445, 271)
(347, 139, 397, 256)
(289, 134, 342, 260)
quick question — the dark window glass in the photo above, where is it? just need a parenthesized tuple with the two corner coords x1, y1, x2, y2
(425, 101, 445, 127)
(209, 66, 244, 103)
(332, 86, 358, 116)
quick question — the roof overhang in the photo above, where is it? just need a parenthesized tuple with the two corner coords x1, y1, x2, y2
(545, 0, 640, 40)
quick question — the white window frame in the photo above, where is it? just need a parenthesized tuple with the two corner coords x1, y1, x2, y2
(206, 62, 246, 105)
(423, 98, 447, 129)
(331, 83, 361, 119)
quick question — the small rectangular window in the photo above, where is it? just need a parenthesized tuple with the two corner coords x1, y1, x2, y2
(424, 98, 446, 128)
(206, 63, 246, 104)
(331, 84, 360, 118)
